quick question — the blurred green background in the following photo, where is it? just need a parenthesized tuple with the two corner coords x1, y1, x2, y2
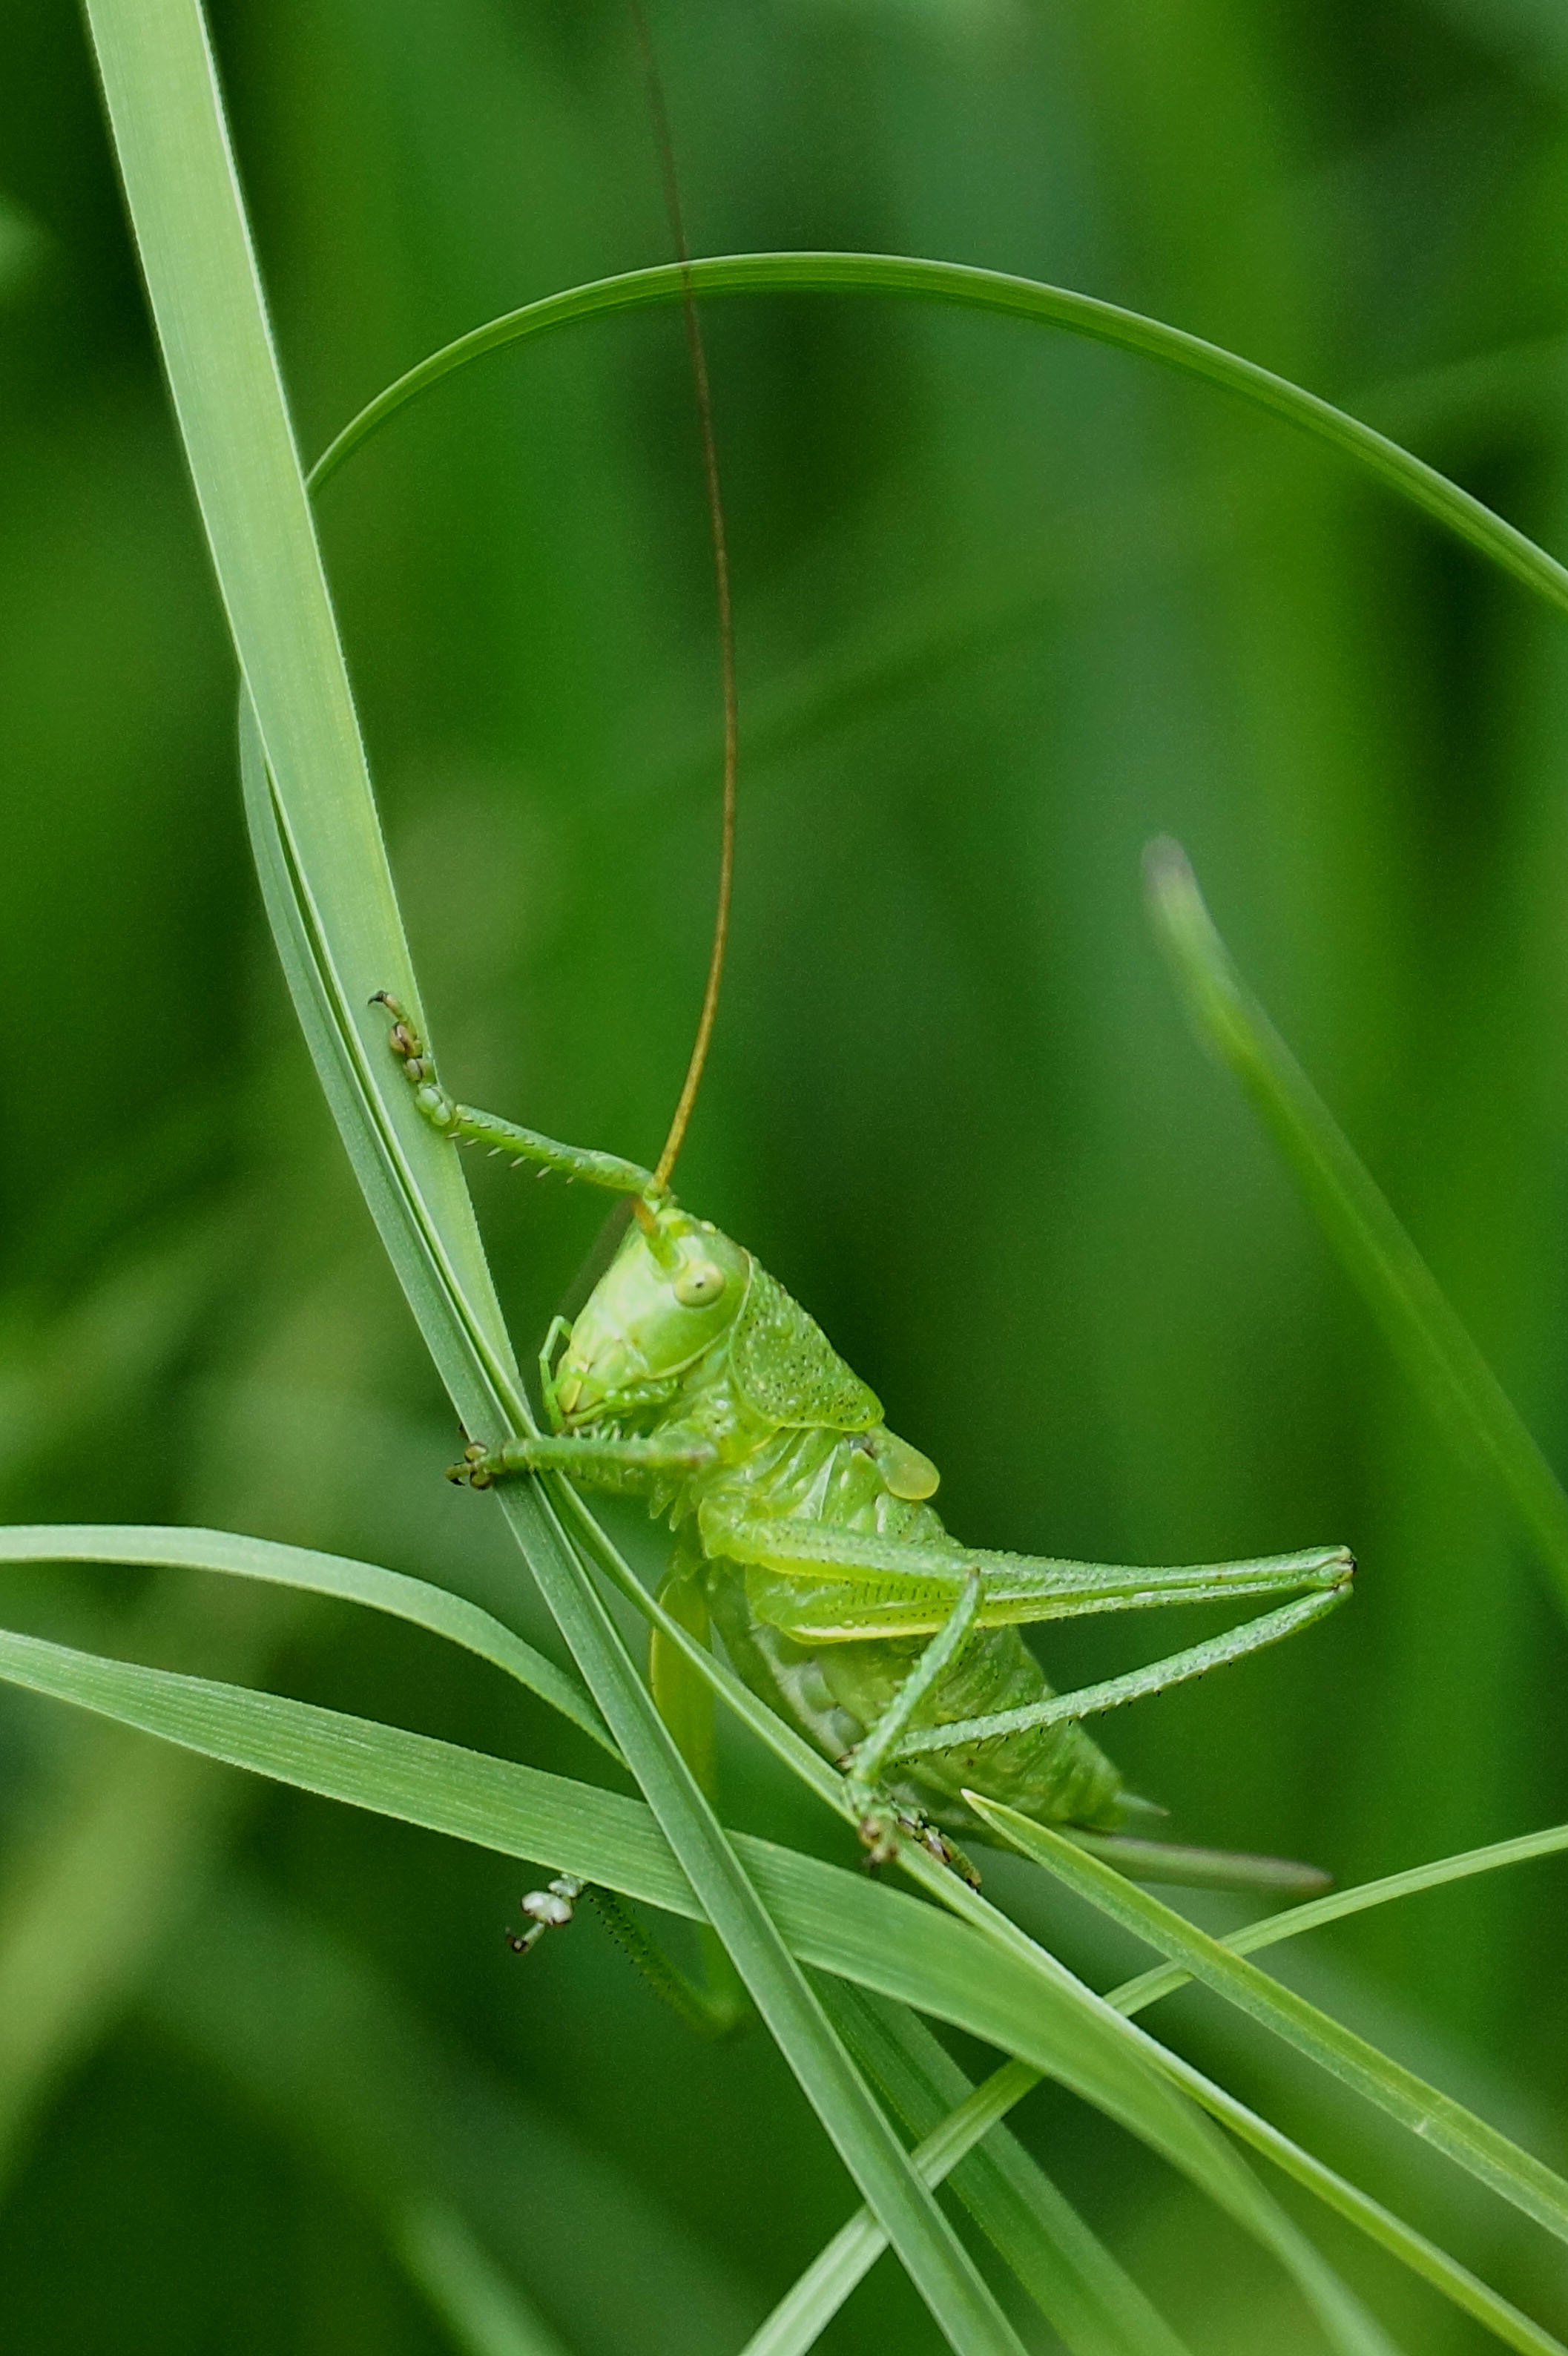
(3, 0, 1568, 2346)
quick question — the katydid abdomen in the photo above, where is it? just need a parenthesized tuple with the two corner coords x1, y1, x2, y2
(688, 1426, 1130, 1840)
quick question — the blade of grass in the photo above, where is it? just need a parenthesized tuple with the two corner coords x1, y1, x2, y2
(558, 1490, 1485, 2355)
(1144, 839, 1568, 1616)
(80, 9, 1059, 2341)
(306, 257, 1568, 624)
(398, 2208, 577, 2356)
(820, 1981, 1197, 2356)
(968, 1797, 1568, 2249)
(757, 1822, 1568, 2356)
(739, 2058, 1054, 2356)
(81, 1, 516, 1424)
(0, 1522, 617, 1759)
(4, 1622, 1557, 2356)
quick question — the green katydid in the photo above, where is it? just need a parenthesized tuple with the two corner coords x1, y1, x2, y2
(370, 984, 1351, 1900)
(372, 15, 1352, 1918)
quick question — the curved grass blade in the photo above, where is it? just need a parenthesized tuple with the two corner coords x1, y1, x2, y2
(5, 1623, 1561, 2356)
(0, 1522, 617, 1760)
(1112, 1820, 1568, 2017)
(1144, 839, 1568, 1617)
(572, 1517, 1553, 2346)
(754, 1823, 1568, 2356)
(308, 257, 1568, 624)
(969, 1796, 1568, 2251)
(82, 10, 1050, 2343)
(820, 1982, 1196, 2356)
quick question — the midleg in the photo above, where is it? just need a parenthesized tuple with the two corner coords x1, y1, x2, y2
(841, 1572, 983, 1868)
(373, 994, 659, 1197)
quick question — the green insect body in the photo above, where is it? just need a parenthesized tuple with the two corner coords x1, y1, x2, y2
(379, 995, 1354, 1889)
(548, 1206, 1129, 1849)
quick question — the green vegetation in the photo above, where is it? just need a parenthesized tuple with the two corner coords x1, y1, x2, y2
(4, 2, 1568, 2349)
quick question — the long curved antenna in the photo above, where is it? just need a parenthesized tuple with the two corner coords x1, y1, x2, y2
(629, 0, 738, 1197)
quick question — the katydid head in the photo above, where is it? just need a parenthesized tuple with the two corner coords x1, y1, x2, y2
(550, 1202, 748, 1427)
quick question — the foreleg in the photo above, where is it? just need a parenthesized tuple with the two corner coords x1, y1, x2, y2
(452, 1431, 716, 1489)
(373, 994, 659, 1197)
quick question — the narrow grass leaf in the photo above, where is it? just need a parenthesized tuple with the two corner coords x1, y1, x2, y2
(0, 1522, 616, 1758)
(969, 1797, 1568, 2249)
(750, 1824, 1568, 2355)
(80, 0, 515, 1418)
(4, 1624, 1557, 2355)
(398, 2208, 576, 2356)
(83, 10, 1053, 2341)
(1144, 839, 1568, 1616)
(821, 1981, 1196, 2356)
(309, 257, 1568, 622)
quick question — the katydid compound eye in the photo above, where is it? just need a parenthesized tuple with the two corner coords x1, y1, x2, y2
(675, 1260, 727, 1307)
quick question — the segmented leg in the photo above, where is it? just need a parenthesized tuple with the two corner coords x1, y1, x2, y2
(373, 994, 659, 1197)
(451, 1430, 717, 1489)
(893, 1586, 1348, 1759)
(698, 1505, 1352, 1635)
(505, 1875, 584, 1955)
(841, 1571, 983, 1866)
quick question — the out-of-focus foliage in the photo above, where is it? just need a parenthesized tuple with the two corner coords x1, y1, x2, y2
(2, 0, 1567, 2347)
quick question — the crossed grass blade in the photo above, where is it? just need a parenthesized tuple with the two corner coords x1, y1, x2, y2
(968, 1797, 1568, 2251)
(81, 5, 1034, 2346)
(748, 1825, 1568, 2356)
(0, 1513, 1446, 2349)
(27, 1613, 1568, 2354)
(818, 1981, 1197, 2356)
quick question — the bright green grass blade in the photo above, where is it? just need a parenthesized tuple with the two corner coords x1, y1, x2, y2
(1144, 838, 1568, 1617)
(79, 0, 515, 1424)
(5, 1623, 1556, 2356)
(0, 1522, 617, 1759)
(307, 257, 1568, 622)
(557, 1489, 1503, 2355)
(969, 1797, 1568, 2250)
(80, 11, 1047, 2341)
(821, 1982, 1196, 2356)
(1112, 1820, 1568, 2017)
(785, 1821, 1568, 2356)
(398, 2209, 576, 2356)
(739, 2059, 1055, 2356)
